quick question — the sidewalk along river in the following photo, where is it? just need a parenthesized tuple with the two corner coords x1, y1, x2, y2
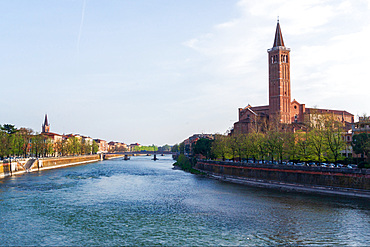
(0, 155, 369, 246)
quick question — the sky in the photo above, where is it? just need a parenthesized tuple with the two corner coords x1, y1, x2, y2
(1, 0, 370, 146)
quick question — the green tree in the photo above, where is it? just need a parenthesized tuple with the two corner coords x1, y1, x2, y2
(306, 111, 328, 163)
(192, 138, 213, 159)
(233, 134, 246, 161)
(159, 144, 171, 152)
(211, 134, 230, 161)
(352, 133, 370, 159)
(266, 131, 280, 163)
(253, 132, 268, 163)
(67, 137, 82, 155)
(323, 116, 346, 163)
(308, 127, 327, 163)
(1, 124, 17, 134)
(295, 130, 312, 162)
(179, 142, 185, 154)
(31, 133, 45, 158)
(240, 133, 256, 161)
(171, 144, 179, 153)
(0, 130, 8, 159)
(227, 135, 238, 161)
(285, 131, 299, 162)
(82, 141, 92, 155)
(174, 154, 192, 171)
(17, 128, 34, 157)
(92, 140, 99, 154)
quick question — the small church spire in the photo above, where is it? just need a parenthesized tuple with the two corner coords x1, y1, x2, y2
(273, 19, 285, 47)
(42, 114, 50, 133)
(44, 114, 49, 126)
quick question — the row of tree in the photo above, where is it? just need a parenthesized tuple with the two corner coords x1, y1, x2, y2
(0, 124, 99, 159)
(184, 113, 368, 165)
(131, 145, 158, 152)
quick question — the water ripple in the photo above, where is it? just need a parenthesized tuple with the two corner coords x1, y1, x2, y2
(0, 156, 369, 246)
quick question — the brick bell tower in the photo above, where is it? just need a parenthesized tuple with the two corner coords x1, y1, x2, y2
(268, 20, 291, 123)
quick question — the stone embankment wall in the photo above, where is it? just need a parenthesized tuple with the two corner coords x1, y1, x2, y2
(196, 160, 370, 190)
(0, 154, 123, 179)
(103, 154, 125, 160)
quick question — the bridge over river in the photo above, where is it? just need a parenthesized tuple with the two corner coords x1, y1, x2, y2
(114, 151, 178, 156)
(107, 151, 179, 161)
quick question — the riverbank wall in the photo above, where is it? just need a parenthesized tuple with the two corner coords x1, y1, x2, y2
(195, 160, 370, 198)
(0, 154, 124, 179)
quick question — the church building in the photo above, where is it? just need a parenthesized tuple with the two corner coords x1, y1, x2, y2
(232, 21, 354, 134)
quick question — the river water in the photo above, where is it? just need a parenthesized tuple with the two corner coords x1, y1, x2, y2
(0, 156, 369, 246)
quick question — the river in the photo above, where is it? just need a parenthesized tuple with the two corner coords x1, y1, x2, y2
(0, 156, 369, 246)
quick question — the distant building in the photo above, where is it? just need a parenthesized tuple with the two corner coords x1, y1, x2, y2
(129, 143, 141, 152)
(38, 115, 105, 156)
(183, 134, 214, 155)
(82, 136, 93, 146)
(40, 115, 63, 156)
(232, 21, 354, 135)
(94, 139, 108, 153)
(108, 141, 127, 152)
(352, 116, 370, 135)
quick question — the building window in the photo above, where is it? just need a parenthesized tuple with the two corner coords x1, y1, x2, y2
(294, 105, 297, 109)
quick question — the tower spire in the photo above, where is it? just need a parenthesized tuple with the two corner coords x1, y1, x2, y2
(273, 20, 285, 47)
(42, 114, 50, 133)
(44, 114, 49, 126)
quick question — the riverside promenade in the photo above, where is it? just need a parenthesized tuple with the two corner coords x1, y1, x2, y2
(196, 160, 370, 199)
(0, 154, 123, 179)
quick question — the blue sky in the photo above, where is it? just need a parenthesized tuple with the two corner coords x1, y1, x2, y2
(1, 0, 370, 145)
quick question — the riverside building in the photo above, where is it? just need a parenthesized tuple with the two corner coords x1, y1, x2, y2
(232, 21, 354, 134)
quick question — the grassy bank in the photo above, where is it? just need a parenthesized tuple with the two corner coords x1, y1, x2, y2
(173, 154, 205, 175)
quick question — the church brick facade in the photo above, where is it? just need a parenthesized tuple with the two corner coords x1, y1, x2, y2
(232, 21, 354, 134)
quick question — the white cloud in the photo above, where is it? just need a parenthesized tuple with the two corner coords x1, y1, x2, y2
(182, 0, 370, 127)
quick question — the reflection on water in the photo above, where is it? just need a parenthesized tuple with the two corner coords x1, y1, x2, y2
(0, 156, 369, 246)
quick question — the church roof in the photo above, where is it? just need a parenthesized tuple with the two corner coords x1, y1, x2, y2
(273, 21, 285, 47)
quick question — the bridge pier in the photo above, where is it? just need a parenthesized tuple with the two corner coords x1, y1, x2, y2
(152, 154, 158, 161)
